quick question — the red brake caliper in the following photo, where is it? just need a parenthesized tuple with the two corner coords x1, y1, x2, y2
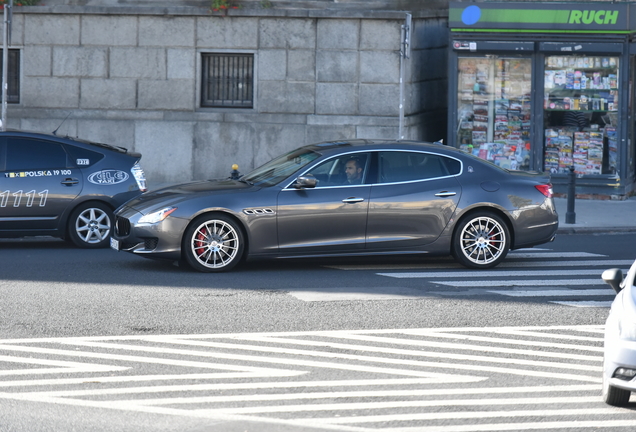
(194, 228, 207, 255)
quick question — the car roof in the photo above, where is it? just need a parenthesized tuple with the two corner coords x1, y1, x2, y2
(0, 129, 136, 156)
(304, 139, 462, 157)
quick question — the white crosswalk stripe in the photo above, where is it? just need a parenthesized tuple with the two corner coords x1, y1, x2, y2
(368, 248, 625, 308)
(0, 325, 628, 431)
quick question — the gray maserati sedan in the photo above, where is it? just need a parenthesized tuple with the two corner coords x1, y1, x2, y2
(111, 140, 558, 272)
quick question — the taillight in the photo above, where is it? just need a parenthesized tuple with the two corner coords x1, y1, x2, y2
(535, 183, 553, 198)
(131, 162, 147, 192)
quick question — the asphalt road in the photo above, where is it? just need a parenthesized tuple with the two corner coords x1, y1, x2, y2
(0, 233, 634, 431)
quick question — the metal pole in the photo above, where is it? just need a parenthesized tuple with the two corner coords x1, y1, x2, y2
(1, 1, 8, 131)
(566, 165, 576, 224)
(398, 13, 411, 141)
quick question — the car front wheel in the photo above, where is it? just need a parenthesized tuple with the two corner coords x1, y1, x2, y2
(182, 214, 244, 272)
(452, 211, 510, 269)
(67, 202, 114, 248)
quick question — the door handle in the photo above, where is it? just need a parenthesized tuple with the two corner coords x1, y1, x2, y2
(435, 191, 457, 197)
(61, 178, 79, 186)
(342, 197, 364, 203)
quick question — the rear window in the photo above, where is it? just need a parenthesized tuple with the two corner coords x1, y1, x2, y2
(65, 145, 104, 167)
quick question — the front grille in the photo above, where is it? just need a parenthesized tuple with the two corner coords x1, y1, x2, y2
(115, 216, 130, 236)
(144, 238, 158, 250)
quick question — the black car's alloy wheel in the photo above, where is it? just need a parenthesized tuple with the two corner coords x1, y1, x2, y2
(183, 214, 244, 272)
(67, 202, 114, 249)
(453, 211, 510, 269)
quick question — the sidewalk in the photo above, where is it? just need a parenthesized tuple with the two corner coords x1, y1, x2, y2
(554, 197, 636, 234)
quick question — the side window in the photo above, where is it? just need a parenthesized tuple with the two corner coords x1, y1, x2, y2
(6, 139, 69, 171)
(378, 151, 455, 183)
(441, 156, 461, 175)
(305, 153, 370, 187)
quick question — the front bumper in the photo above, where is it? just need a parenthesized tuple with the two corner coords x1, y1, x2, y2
(604, 328, 636, 392)
(111, 206, 188, 261)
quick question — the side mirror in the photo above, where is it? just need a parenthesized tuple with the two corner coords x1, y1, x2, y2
(602, 268, 623, 294)
(294, 174, 317, 189)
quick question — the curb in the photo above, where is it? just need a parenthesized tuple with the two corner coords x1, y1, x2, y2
(556, 226, 636, 235)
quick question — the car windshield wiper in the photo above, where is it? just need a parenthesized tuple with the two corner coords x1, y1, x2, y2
(235, 176, 253, 185)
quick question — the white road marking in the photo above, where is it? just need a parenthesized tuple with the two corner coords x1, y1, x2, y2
(551, 300, 614, 308)
(289, 288, 424, 301)
(435, 279, 603, 287)
(0, 326, 614, 431)
(128, 385, 600, 406)
(500, 259, 633, 268)
(378, 269, 623, 278)
(505, 252, 605, 258)
(203, 396, 603, 414)
(0, 354, 129, 375)
(310, 408, 629, 425)
(487, 289, 613, 297)
(0, 344, 304, 377)
(398, 330, 604, 352)
(312, 333, 601, 361)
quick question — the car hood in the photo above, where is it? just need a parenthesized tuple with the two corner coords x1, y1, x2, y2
(122, 179, 256, 211)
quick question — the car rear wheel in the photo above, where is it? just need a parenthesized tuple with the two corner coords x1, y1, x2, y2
(603, 365, 632, 406)
(183, 214, 244, 272)
(67, 202, 113, 249)
(452, 211, 510, 269)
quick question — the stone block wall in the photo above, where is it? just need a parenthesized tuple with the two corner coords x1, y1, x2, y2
(4, 5, 448, 186)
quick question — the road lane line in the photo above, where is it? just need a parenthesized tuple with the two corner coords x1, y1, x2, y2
(0, 344, 305, 376)
(377, 269, 620, 278)
(398, 331, 603, 352)
(490, 329, 603, 342)
(486, 289, 613, 297)
(311, 334, 600, 361)
(435, 279, 603, 287)
(0, 393, 366, 432)
(225, 335, 601, 371)
(310, 408, 627, 425)
(551, 301, 614, 308)
(505, 252, 605, 258)
(196, 396, 602, 414)
(328, 258, 629, 271)
(127, 386, 600, 406)
(0, 355, 129, 375)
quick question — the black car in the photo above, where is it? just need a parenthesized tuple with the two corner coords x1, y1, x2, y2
(0, 130, 147, 248)
(112, 140, 558, 272)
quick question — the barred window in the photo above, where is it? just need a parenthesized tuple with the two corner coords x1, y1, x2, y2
(201, 53, 253, 108)
(0, 49, 19, 104)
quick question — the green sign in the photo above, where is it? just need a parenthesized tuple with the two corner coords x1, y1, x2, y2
(449, 2, 630, 33)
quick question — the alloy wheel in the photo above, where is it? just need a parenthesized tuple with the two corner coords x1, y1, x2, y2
(190, 219, 240, 270)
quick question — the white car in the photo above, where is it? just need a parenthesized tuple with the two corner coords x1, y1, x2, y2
(602, 260, 636, 406)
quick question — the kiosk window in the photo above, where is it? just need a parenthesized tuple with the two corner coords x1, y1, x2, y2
(456, 56, 532, 171)
(543, 55, 619, 176)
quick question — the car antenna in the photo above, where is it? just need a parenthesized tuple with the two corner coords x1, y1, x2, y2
(52, 112, 72, 136)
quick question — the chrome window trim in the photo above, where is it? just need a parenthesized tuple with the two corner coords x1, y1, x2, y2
(281, 149, 464, 191)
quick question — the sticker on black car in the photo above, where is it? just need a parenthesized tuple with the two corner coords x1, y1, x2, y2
(88, 170, 129, 185)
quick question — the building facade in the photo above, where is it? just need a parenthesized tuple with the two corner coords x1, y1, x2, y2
(2, 0, 448, 186)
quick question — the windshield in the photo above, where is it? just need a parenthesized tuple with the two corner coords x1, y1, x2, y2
(242, 147, 321, 186)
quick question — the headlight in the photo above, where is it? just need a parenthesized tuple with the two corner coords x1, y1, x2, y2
(138, 207, 177, 224)
(619, 318, 636, 341)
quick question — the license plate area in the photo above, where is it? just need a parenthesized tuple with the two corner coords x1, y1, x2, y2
(110, 237, 120, 250)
